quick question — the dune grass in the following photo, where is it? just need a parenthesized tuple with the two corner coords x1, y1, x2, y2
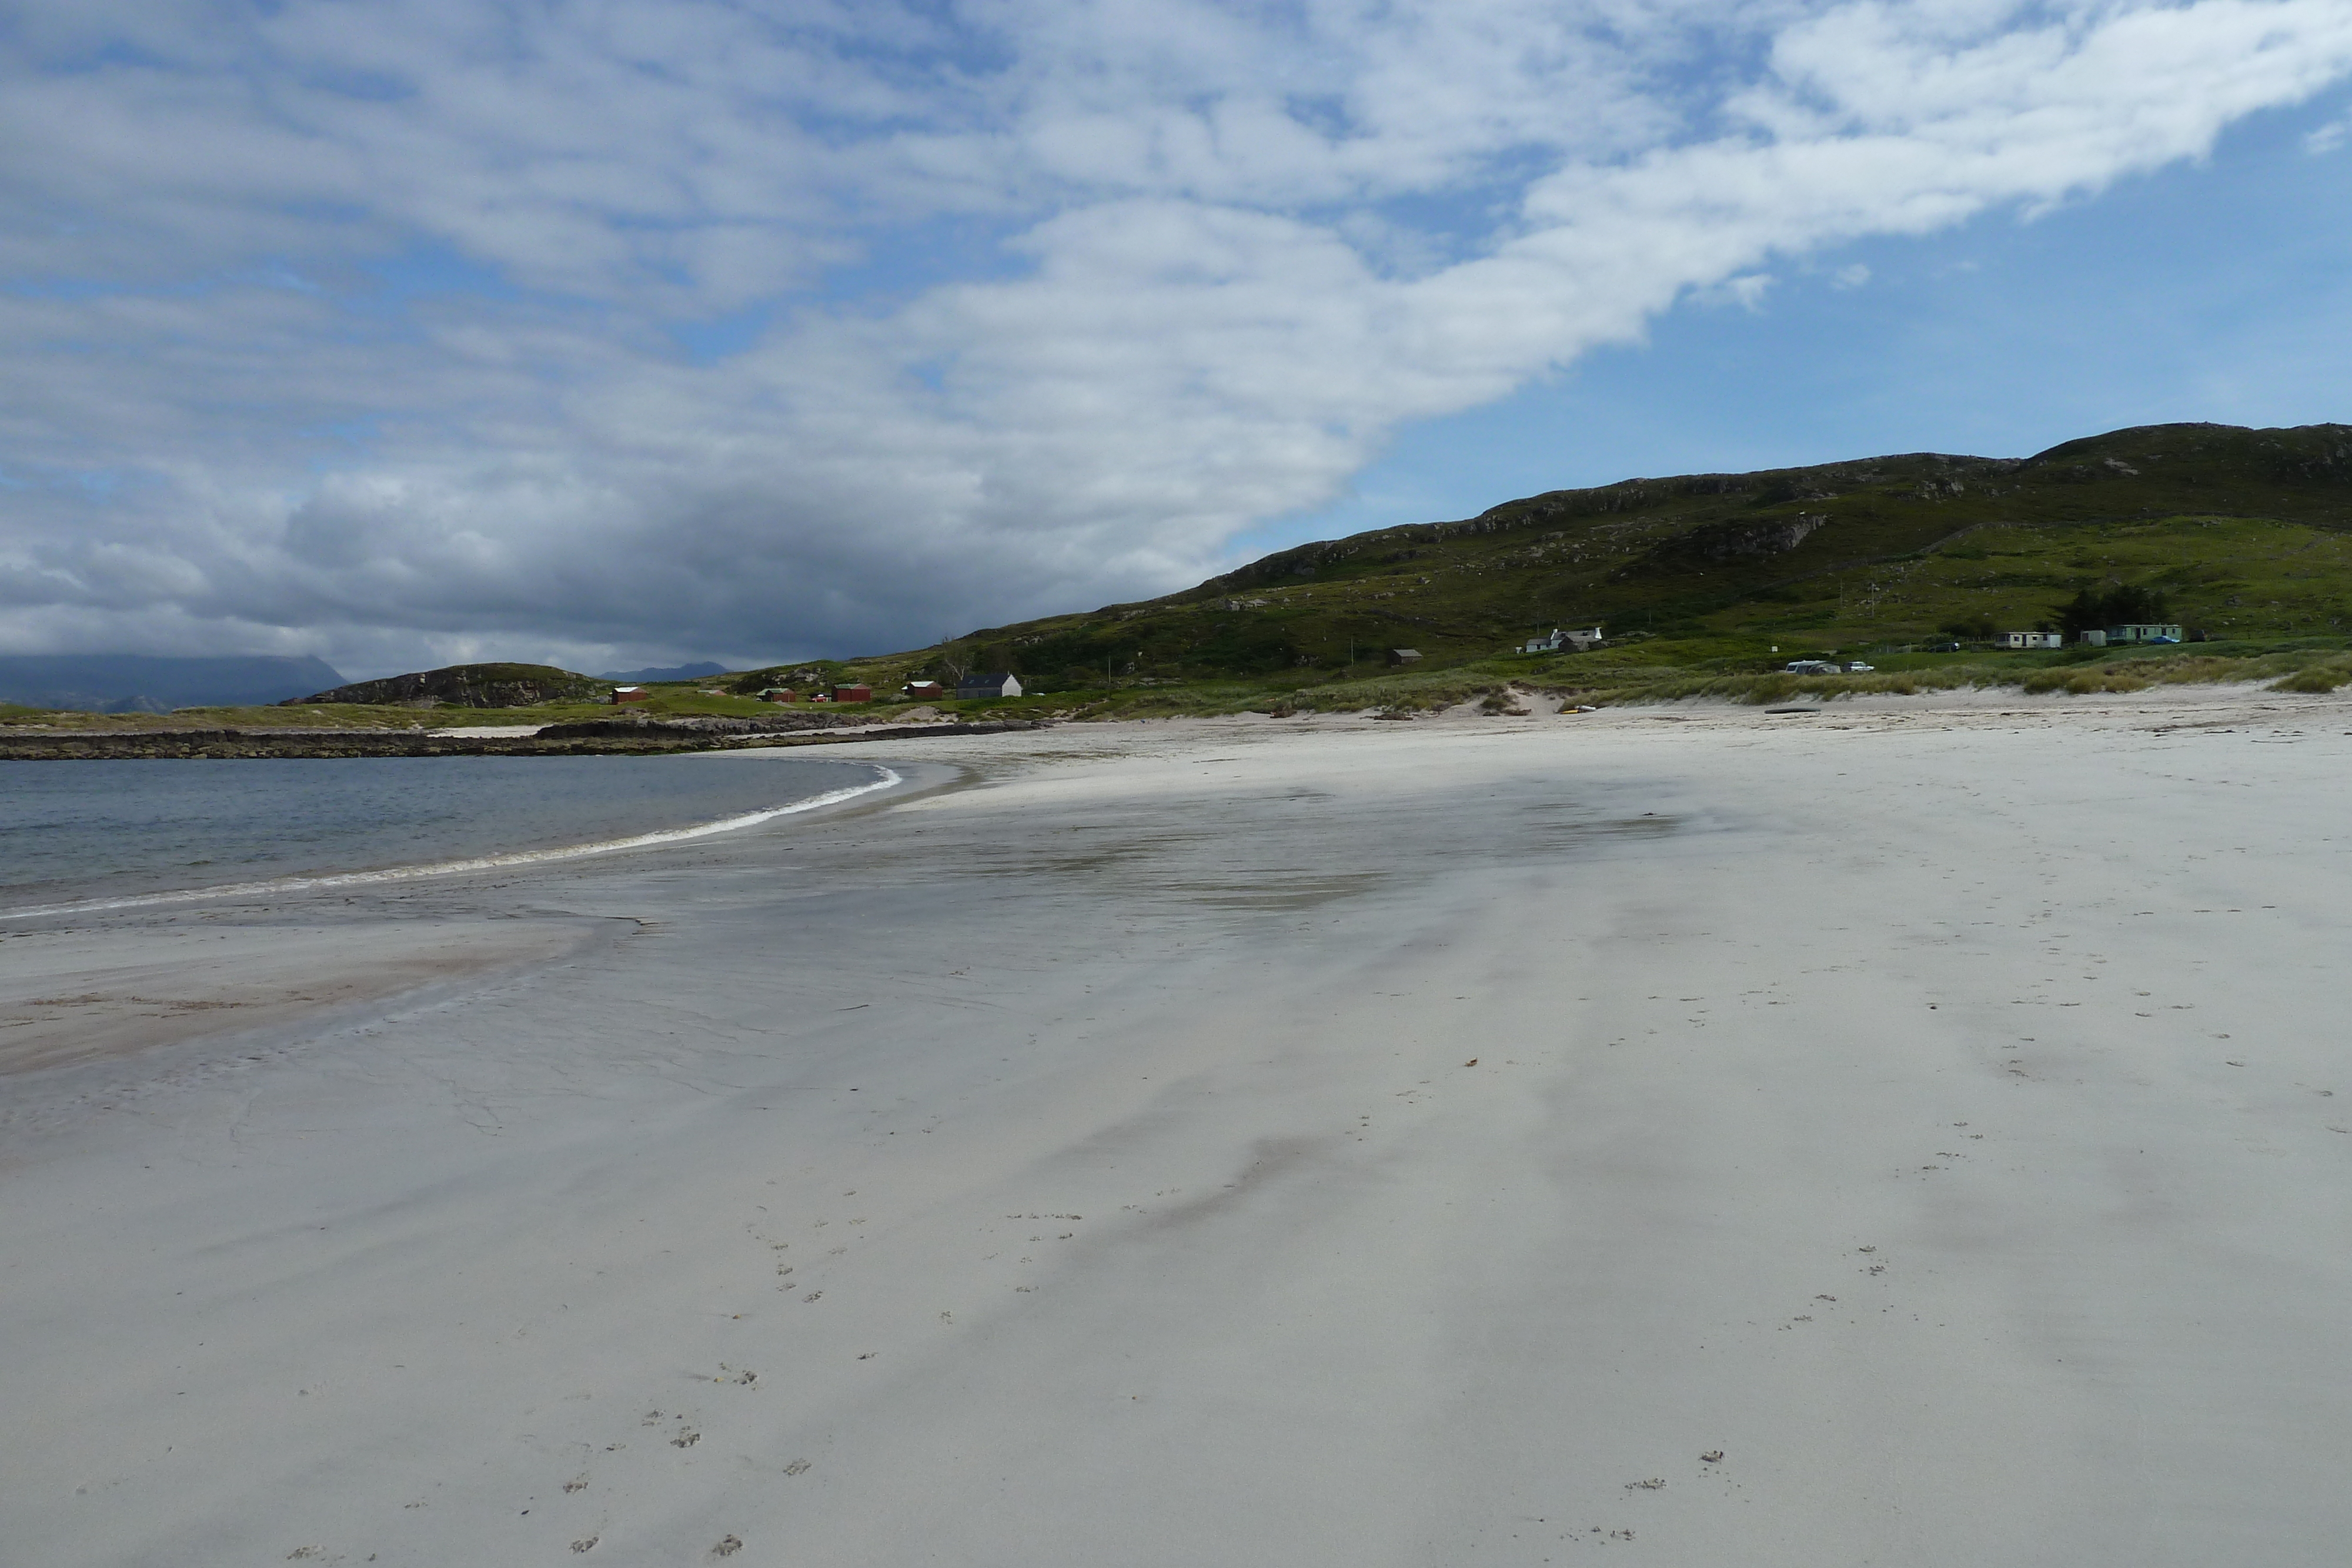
(1138, 637, 2352, 716)
(2270, 657, 2352, 693)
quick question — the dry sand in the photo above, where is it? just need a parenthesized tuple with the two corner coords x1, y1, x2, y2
(5, 690, 2352, 1566)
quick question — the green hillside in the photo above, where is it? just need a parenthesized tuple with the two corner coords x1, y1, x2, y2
(907, 422, 2352, 691)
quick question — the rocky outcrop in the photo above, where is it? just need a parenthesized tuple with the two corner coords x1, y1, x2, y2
(286, 663, 605, 708)
(1653, 513, 1831, 563)
(1, 718, 1051, 760)
(534, 711, 880, 740)
(536, 714, 1047, 741)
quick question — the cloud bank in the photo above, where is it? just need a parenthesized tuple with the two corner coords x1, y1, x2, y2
(5, 0, 2351, 671)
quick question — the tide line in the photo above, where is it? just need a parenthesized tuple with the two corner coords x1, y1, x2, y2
(1, 765, 901, 922)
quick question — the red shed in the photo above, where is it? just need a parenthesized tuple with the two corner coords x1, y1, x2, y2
(833, 684, 873, 704)
(612, 686, 649, 704)
(904, 680, 946, 700)
(760, 687, 798, 702)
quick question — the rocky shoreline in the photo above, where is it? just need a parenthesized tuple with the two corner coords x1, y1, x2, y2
(0, 718, 1048, 760)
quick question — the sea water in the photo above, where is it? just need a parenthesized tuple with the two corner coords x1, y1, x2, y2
(0, 753, 890, 912)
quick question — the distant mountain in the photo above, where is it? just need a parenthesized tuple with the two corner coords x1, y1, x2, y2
(597, 661, 728, 683)
(0, 654, 346, 713)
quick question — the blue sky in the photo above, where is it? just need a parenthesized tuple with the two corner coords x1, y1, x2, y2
(1260, 83, 2352, 554)
(4, 0, 2352, 676)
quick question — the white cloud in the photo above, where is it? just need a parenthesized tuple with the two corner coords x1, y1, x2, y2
(1697, 272, 1780, 309)
(4, 0, 2352, 670)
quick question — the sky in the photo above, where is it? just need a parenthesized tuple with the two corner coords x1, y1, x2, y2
(4, 0, 2351, 678)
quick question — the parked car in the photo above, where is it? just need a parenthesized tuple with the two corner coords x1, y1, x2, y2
(1844, 661, 1875, 673)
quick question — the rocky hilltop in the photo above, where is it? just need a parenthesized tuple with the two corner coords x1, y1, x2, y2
(287, 663, 605, 708)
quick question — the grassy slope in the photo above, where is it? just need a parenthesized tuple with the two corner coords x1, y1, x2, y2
(833, 420, 2352, 712)
(921, 422, 2352, 677)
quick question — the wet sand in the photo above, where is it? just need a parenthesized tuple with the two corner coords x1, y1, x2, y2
(4, 693, 2351, 1566)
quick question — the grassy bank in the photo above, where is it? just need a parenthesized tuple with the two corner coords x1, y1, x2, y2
(999, 634, 2352, 718)
(6, 636, 2344, 736)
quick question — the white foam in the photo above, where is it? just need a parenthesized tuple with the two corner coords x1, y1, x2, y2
(1, 765, 900, 922)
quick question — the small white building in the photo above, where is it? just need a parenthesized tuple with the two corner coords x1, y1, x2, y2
(2108, 623, 2183, 644)
(957, 672, 1023, 699)
(1999, 631, 2064, 650)
(1522, 626, 1604, 654)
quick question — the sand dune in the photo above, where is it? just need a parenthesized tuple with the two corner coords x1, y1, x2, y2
(4, 694, 2350, 1566)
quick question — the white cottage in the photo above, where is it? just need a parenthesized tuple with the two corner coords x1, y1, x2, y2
(1522, 626, 1605, 654)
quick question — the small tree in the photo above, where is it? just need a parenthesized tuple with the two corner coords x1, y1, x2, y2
(2055, 583, 2170, 638)
(2104, 583, 2171, 625)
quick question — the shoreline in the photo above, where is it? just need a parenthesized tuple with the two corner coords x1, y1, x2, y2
(6, 697, 2352, 1564)
(5, 670, 2346, 757)
(0, 763, 905, 925)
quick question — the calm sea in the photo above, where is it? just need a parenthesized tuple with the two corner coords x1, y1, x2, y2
(0, 753, 891, 912)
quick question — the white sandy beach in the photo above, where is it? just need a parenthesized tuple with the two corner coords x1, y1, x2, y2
(5, 690, 2352, 1566)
